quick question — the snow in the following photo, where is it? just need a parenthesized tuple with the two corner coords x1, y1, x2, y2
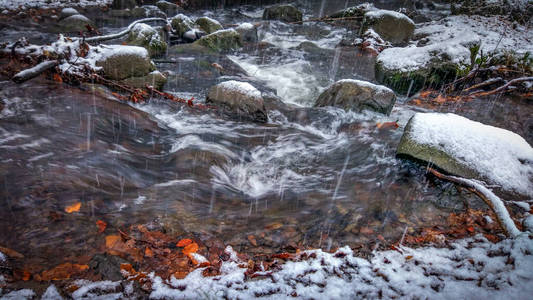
(0, 0, 111, 11)
(524, 215, 533, 232)
(70, 280, 120, 299)
(408, 113, 533, 197)
(216, 80, 262, 100)
(237, 22, 255, 31)
(41, 285, 63, 300)
(0, 251, 6, 263)
(0, 289, 35, 299)
(200, 16, 222, 26)
(378, 15, 533, 72)
(334, 79, 394, 94)
(365, 9, 415, 25)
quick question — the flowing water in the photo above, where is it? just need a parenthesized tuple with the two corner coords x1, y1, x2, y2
(1, 1, 532, 272)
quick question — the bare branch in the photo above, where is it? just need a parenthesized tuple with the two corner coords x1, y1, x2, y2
(12, 60, 59, 83)
(80, 17, 168, 43)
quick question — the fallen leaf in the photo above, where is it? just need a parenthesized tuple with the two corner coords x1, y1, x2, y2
(265, 222, 283, 230)
(467, 226, 475, 233)
(0, 246, 24, 259)
(22, 270, 31, 281)
(177, 239, 192, 247)
(52, 73, 63, 83)
(247, 235, 258, 247)
(376, 121, 399, 130)
(182, 242, 199, 255)
(405, 255, 413, 260)
(272, 253, 292, 259)
(65, 202, 81, 213)
(35, 263, 89, 281)
(96, 220, 107, 233)
(144, 247, 153, 258)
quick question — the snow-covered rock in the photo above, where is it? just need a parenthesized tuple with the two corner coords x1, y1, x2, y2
(59, 7, 79, 20)
(235, 22, 258, 43)
(397, 112, 533, 197)
(206, 81, 267, 123)
(170, 14, 194, 37)
(156, 0, 181, 15)
(262, 4, 302, 23)
(57, 14, 94, 32)
(314, 79, 396, 115)
(195, 16, 223, 34)
(122, 70, 167, 90)
(363, 9, 415, 45)
(127, 23, 167, 57)
(95, 45, 155, 80)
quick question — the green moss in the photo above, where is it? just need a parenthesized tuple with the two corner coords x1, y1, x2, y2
(194, 29, 242, 52)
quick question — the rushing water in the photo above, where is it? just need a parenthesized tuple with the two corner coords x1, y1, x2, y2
(1, 1, 531, 272)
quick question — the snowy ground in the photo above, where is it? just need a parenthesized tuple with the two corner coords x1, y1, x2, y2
(1, 234, 532, 299)
(378, 15, 533, 72)
(0, 0, 111, 12)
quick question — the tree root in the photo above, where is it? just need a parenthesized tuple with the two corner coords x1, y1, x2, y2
(428, 167, 521, 238)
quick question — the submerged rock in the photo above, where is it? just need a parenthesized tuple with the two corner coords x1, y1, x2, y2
(397, 113, 533, 197)
(314, 79, 396, 115)
(206, 80, 268, 123)
(57, 14, 94, 32)
(362, 10, 414, 45)
(263, 5, 302, 23)
(127, 23, 168, 57)
(194, 29, 242, 52)
(171, 14, 194, 37)
(59, 7, 79, 19)
(195, 16, 223, 34)
(122, 70, 167, 90)
(96, 45, 155, 80)
(235, 22, 258, 43)
(111, 0, 137, 10)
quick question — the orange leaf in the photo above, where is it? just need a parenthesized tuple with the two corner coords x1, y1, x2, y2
(105, 235, 122, 249)
(467, 226, 475, 233)
(144, 247, 153, 257)
(22, 270, 31, 281)
(53, 73, 63, 83)
(265, 222, 283, 230)
(35, 263, 88, 281)
(65, 202, 81, 213)
(376, 121, 399, 130)
(96, 220, 107, 233)
(272, 253, 292, 259)
(182, 242, 199, 255)
(177, 238, 193, 247)
(405, 255, 413, 260)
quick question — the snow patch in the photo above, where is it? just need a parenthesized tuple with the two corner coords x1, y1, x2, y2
(215, 80, 262, 100)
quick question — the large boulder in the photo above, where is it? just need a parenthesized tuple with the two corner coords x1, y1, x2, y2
(111, 0, 137, 10)
(363, 10, 415, 45)
(122, 71, 167, 90)
(95, 45, 155, 80)
(263, 5, 303, 23)
(194, 29, 242, 52)
(59, 7, 79, 19)
(127, 23, 167, 57)
(195, 16, 223, 34)
(330, 3, 376, 18)
(206, 81, 268, 123)
(131, 5, 167, 18)
(57, 14, 94, 32)
(171, 14, 194, 37)
(156, 0, 181, 15)
(397, 113, 533, 198)
(314, 79, 396, 115)
(235, 22, 258, 43)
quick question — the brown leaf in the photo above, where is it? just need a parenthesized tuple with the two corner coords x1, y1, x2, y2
(144, 247, 154, 258)
(52, 73, 63, 83)
(35, 263, 89, 281)
(96, 220, 107, 233)
(0, 246, 24, 259)
(265, 222, 283, 230)
(182, 243, 199, 255)
(65, 202, 81, 213)
(177, 239, 192, 247)
(247, 235, 258, 247)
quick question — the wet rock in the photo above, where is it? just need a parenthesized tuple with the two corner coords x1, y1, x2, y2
(156, 0, 181, 15)
(206, 80, 268, 123)
(330, 3, 375, 18)
(96, 45, 155, 80)
(194, 29, 242, 52)
(235, 22, 258, 43)
(195, 16, 223, 34)
(262, 5, 302, 23)
(363, 10, 415, 45)
(57, 14, 94, 32)
(171, 13, 194, 37)
(89, 253, 130, 281)
(314, 79, 396, 115)
(127, 23, 168, 57)
(111, 0, 137, 10)
(182, 29, 206, 42)
(131, 5, 167, 18)
(59, 7, 79, 19)
(122, 70, 167, 90)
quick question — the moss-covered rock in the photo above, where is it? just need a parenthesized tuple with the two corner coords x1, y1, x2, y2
(156, 0, 181, 15)
(111, 0, 137, 10)
(170, 14, 194, 37)
(122, 71, 167, 90)
(363, 10, 414, 45)
(127, 23, 167, 57)
(195, 16, 223, 34)
(96, 46, 155, 80)
(263, 5, 302, 23)
(194, 29, 242, 52)
(235, 22, 258, 43)
(57, 14, 94, 32)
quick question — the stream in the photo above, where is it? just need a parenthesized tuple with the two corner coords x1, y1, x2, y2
(1, 0, 532, 274)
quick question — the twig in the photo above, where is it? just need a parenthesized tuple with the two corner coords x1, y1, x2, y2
(463, 77, 503, 92)
(428, 167, 521, 237)
(12, 60, 59, 83)
(469, 76, 533, 97)
(79, 17, 168, 43)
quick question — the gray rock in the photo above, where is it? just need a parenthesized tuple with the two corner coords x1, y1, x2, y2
(195, 16, 223, 34)
(314, 79, 396, 115)
(206, 80, 268, 123)
(96, 45, 155, 80)
(182, 29, 206, 42)
(363, 10, 415, 45)
(111, 0, 137, 10)
(57, 14, 94, 32)
(132, 5, 167, 18)
(235, 22, 258, 43)
(263, 5, 302, 23)
(171, 14, 194, 37)
(89, 254, 130, 281)
(156, 0, 181, 15)
(330, 3, 375, 18)
(59, 7, 79, 19)
(122, 71, 167, 90)
(194, 29, 242, 52)
(127, 23, 168, 57)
